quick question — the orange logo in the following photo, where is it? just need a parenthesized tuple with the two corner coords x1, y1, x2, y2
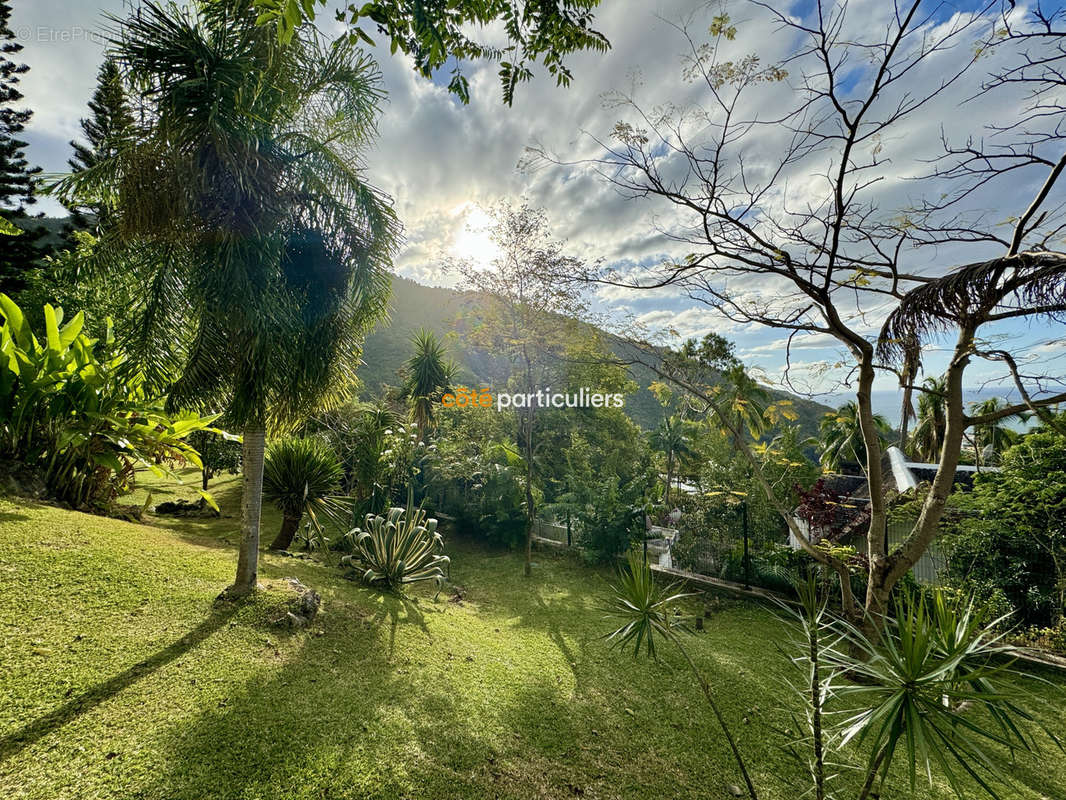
(441, 386, 493, 408)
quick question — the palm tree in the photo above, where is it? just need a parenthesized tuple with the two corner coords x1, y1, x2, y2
(819, 402, 891, 471)
(651, 414, 693, 505)
(910, 376, 948, 462)
(721, 365, 770, 438)
(402, 329, 455, 440)
(968, 397, 1023, 467)
(54, 0, 399, 595)
(263, 437, 344, 551)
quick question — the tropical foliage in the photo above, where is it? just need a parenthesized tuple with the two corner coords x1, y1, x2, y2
(262, 436, 347, 552)
(402, 328, 455, 439)
(605, 553, 758, 799)
(607, 555, 1052, 800)
(941, 422, 1066, 628)
(0, 295, 219, 509)
(910, 377, 947, 462)
(253, 0, 610, 105)
(342, 504, 449, 591)
(819, 402, 892, 471)
(52, 0, 400, 593)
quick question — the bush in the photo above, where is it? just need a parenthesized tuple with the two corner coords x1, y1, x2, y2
(573, 475, 642, 563)
(0, 295, 219, 510)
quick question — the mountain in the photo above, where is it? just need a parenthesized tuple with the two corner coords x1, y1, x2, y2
(15, 219, 833, 435)
(359, 274, 832, 434)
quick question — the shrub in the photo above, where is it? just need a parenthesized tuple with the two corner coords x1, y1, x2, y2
(574, 475, 642, 563)
(262, 436, 346, 551)
(342, 505, 449, 592)
(0, 295, 219, 510)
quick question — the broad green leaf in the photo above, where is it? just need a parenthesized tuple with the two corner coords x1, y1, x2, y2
(43, 305, 62, 352)
(197, 490, 220, 513)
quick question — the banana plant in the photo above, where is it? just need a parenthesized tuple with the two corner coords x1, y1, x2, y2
(1, 294, 228, 509)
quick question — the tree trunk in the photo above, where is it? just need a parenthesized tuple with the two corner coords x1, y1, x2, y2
(854, 352, 889, 629)
(898, 382, 914, 451)
(864, 328, 975, 635)
(269, 514, 302, 551)
(524, 404, 535, 578)
(202, 467, 212, 492)
(230, 422, 266, 596)
(664, 452, 674, 505)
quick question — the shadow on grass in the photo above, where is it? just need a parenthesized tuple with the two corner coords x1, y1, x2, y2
(362, 587, 434, 658)
(0, 508, 31, 524)
(0, 605, 237, 764)
(129, 609, 474, 800)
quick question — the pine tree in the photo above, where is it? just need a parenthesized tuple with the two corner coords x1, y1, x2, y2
(0, 0, 46, 293)
(67, 57, 132, 229)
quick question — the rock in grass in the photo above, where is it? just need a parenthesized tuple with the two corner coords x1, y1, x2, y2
(726, 785, 743, 797)
(286, 578, 322, 619)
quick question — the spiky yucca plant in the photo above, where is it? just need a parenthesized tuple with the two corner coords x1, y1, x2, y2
(262, 437, 345, 551)
(342, 505, 449, 592)
(605, 553, 758, 799)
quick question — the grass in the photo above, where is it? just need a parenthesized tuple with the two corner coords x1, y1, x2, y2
(1, 469, 1065, 799)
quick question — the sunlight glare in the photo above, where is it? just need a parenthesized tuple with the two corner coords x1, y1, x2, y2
(450, 204, 501, 269)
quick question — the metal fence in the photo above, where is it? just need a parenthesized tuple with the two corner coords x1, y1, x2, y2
(887, 517, 947, 585)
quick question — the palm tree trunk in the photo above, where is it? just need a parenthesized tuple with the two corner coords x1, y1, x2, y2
(898, 383, 914, 451)
(269, 514, 302, 551)
(231, 422, 266, 595)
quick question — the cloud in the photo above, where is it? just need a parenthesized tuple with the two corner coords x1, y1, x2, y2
(11, 0, 1066, 398)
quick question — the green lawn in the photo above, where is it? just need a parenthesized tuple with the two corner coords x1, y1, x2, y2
(1, 471, 1064, 800)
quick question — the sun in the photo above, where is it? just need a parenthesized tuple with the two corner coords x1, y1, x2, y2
(449, 204, 501, 268)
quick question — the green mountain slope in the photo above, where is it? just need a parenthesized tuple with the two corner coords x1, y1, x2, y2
(359, 274, 831, 434)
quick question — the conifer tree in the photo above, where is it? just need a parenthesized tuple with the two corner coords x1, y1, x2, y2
(67, 57, 132, 229)
(0, 0, 46, 293)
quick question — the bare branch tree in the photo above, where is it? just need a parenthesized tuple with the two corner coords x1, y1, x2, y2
(531, 0, 1066, 629)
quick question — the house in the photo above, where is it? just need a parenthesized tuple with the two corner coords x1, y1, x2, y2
(790, 446, 996, 584)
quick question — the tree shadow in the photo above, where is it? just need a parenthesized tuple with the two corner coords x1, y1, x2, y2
(0, 508, 31, 524)
(362, 586, 435, 658)
(130, 610, 466, 800)
(0, 604, 237, 764)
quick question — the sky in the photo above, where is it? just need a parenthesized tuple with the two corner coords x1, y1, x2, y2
(7, 0, 1066, 416)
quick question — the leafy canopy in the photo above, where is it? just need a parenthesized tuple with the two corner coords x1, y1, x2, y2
(250, 0, 610, 104)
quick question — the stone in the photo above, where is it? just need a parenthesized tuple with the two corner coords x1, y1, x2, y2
(285, 578, 322, 620)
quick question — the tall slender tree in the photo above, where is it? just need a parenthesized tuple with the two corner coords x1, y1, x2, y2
(448, 204, 587, 577)
(67, 58, 133, 229)
(54, 0, 399, 596)
(0, 0, 45, 293)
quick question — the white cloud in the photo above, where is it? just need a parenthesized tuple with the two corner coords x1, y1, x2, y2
(11, 0, 1066, 398)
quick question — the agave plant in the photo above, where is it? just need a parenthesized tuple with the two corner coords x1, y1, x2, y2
(262, 437, 348, 552)
(342, 505, 449, 592)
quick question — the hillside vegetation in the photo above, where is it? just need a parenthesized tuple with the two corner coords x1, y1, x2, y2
(360, 274, 831, 433)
